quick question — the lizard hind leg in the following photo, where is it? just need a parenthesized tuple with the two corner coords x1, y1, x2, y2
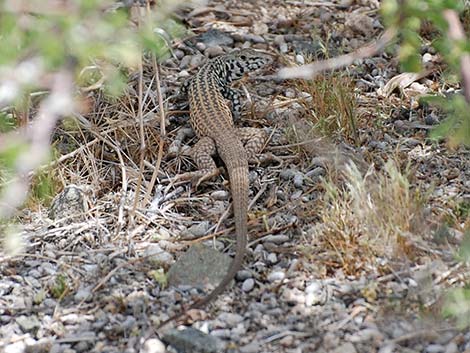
(237, 127, 282, 166)
(176, 136, 220, 188)
(236, 127, 267, 160)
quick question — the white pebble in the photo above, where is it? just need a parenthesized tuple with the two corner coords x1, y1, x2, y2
(242, 278, 255, 292)
(141, 338, 166, 353)
(295, 54, 305, 64)
(267, 271, 285, 282)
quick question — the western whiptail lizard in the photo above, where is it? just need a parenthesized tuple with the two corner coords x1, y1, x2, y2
(158, 48, 273, 328)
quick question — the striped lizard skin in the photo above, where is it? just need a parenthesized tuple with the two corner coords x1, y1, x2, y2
(159, 48, 273, 328)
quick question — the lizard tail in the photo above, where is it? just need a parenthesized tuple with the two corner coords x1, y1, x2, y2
(157, 137, 249, 329)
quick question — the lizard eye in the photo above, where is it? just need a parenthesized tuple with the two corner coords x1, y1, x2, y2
(240, 55, 246, 60)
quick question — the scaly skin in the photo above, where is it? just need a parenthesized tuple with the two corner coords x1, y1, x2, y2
(158, 49, 273, 329)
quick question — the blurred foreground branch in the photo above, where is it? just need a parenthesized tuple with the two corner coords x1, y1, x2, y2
(0, 69, 75, 219)
(278, 28, 396, 79)
(442, 9, 470, 104)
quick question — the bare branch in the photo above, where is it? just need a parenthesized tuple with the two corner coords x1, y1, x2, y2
(0, 70, 75, 219)
(442, 9, 470, 104)
(278, 28, 396, 80)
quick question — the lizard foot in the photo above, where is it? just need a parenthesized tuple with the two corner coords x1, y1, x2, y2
(249, 152, 283, 167)
(173, 168, 221, 188)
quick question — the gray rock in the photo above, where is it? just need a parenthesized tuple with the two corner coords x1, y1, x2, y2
(242, 278, 255, 292)
(210, 190, 230, 200)
(4, 341, 27, 353)
(196, 29, 234, 47)
(280, 169, 296, 180)
(332, 342, 357, 353)
(444, 342, 458, 353)
(346, 13, 374, 36)
(74, 286, 93, 303)
(144, 244, 174, 266)
(163, 327, 225, 353)
(424, 113, 439, 125)
(292, 40, 323, 57)
(279, 42, 288, 53)
(187, 221, 210, 237)
(167, 244, 232, 287)
(273, 35, 285, 45)
(16, 315, 40, 333)
(306, 167, 325, 178)
(236, 270, 252, 281)
(190, 54, 205, 68)
(179, 55, 191, 69)
(293, 173, 304, 188)
(242, 34, 265, 43)
(174, 49, 185, 59)
(267, 253, 278, 264)
(74, 341, 92, 353)
(262, 234, 289, 244)
(195, 42, 206, 51)
(141, 338, 166, 353)
(267, 270, 285, 282)
(204, 46, 224, 58)
(240, 341, 261, 353)
(217, 313, 243, 326)
(295, 54, 305, 64)
(425, 344, 445, 353)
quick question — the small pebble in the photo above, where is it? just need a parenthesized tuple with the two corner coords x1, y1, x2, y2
(444, 342, 458, 353)
(262, 234, 289, 244)
(144, 244, 174, 266)
(293, 173, 304, 188)
(74, 286, 93, 303)
(187, 221, 209, 237)
(211, 190, 230, 200)
(267, 253, 278, 264)
(174, 49, 185, 59)
(425, 344, 445, 353)
(179, 55, 191, 69)
(217, 313, 243, 326)
(236, 270, 252, 281)
(178, 70, 190, 78)
(142, 338, 167, 353)
(295, 54, 305, 64)
(190, 54, 205, 68)
(274, 35, 285, 45)
(267, 271, 285, 282)
(195, 42, 206, 51)
(280, 169, 296, 180)
(332, 342, 357, 353)
(242, 278, 255, 292)
(279, 42, 288, 53)
(205, 45, 225, 58)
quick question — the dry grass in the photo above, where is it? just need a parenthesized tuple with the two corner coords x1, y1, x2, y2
(313, 158, 428, 274)
(294, 73, 359, 144)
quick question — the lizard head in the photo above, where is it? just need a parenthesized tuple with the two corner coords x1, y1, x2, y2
(223, 48, 274, 81)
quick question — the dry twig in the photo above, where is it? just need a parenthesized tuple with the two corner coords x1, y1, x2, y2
(278, 28, 396, 79)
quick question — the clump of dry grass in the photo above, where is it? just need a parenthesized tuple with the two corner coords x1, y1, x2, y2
(294, 73, 358, 143)
(313, 159, 428, 274)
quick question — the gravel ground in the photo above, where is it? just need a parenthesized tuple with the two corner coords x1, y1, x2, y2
(1, 0, 470, 352)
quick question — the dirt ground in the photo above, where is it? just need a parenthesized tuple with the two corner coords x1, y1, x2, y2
(1, 1, 469, 352)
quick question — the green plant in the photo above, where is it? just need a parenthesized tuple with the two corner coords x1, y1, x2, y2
(382, 0, 470, 146)
(295, 73, 358, 142)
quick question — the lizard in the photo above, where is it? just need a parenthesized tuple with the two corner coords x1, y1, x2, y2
(158, 48, 274, 328)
